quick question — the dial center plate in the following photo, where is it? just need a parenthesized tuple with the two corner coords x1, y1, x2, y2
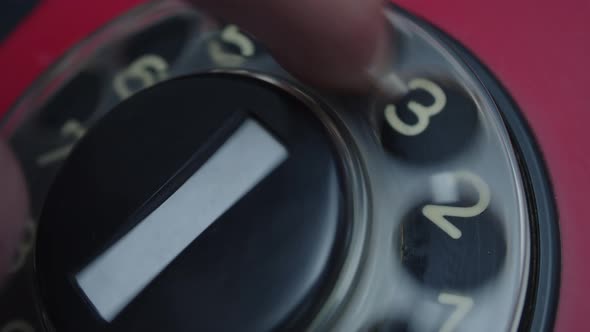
(35, 74, 349, 332)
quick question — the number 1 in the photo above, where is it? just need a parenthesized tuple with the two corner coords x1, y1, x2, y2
(438, 292, 473, 332)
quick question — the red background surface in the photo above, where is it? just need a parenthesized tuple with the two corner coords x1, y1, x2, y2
(0, 1, 588, 330)
(395, 2, 590, 331)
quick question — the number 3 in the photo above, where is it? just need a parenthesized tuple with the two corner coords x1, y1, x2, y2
(423, 171, 491, 239)
(384, 78, 447, 136)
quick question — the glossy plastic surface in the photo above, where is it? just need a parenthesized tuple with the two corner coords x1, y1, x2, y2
(0, 1, 588, 331)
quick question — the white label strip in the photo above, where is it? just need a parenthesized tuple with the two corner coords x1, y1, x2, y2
(75, 119, 288, 322)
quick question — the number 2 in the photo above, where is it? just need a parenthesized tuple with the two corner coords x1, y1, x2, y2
(384, 78, 447, 136)
(422, 171, 490, 239)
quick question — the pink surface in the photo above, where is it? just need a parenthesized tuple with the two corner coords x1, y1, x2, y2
(1, 1, 588, 330)
(0, 0, 142, 134)
(395, 1, 590, 331)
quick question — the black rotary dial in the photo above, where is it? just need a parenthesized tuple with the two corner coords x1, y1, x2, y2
(0, 2, 558, 332)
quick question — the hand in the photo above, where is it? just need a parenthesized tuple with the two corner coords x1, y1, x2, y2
(0, 0, 387, 277)
(191, 0, 387, 89)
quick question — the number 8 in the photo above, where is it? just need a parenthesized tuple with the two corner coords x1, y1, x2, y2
(384, 78, 447, 136)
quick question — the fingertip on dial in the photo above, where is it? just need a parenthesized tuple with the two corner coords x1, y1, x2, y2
(189, 0, 390, 91)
